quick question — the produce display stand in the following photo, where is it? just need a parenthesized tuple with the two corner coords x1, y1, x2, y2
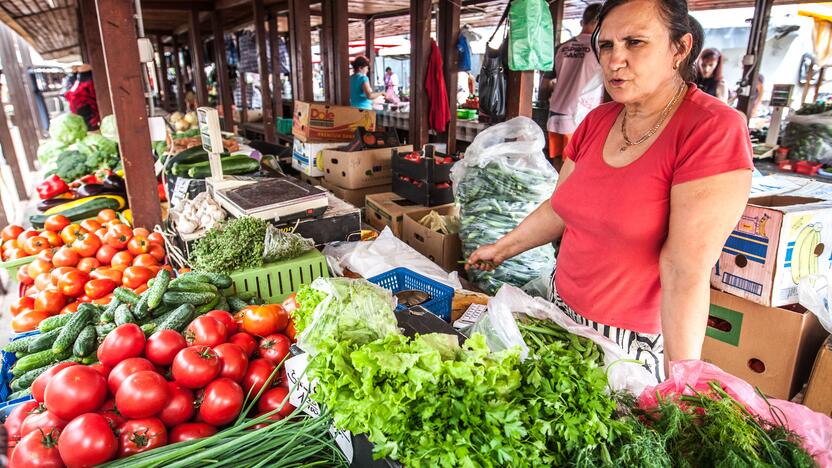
(225, 249, 330, 304)
(0, 256, 35, 282)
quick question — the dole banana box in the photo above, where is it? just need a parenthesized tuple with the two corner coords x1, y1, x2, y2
(292, 101, 376, 142)
(292, 140, 342, 177)
(711, 195, 832, 307)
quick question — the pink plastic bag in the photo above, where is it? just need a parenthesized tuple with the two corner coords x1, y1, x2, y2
(638, 360, 832, 467)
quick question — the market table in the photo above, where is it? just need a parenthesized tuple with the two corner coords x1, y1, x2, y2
(375, 110, 486, 143)
(755, 160, 832, 184)
(238, 122, 293, 145)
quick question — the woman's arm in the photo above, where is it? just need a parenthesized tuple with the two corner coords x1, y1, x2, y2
(717, 82, 728, 103)
(467, 159, 574, 270)
(363, 81, 383, 100)
(660, 169, 751, 364)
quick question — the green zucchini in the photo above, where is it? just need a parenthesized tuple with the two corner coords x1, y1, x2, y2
(13, 349, 67, 376)
(114, 303, 136, 326)
(147, 269, 171, 310)
(7, 390, 32, 401)
(188, 157, 260, 179)
(29, 197, 121, 228)
(162, 291, 216, 306)
(133, 295, 151, 321)
(10, 365, 51, 391)
(3, 335, 39, 353)
(38, 314, 74, 333)
(227, 296, 250, 312)
(113, 287, 140, 305)
(157, 304, 196, 332)
(27, 329, 62, 353)
(52, 307, 93, 355)
(100, 298, 122, 323)
(72, 326, 97, 357)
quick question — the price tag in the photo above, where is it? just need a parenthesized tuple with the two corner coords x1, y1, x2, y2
(329, 426, 354, 463)
(197, 107, 225, 181)
(154, 159, 164, 177)
(284, 354, 322, 418)
(171, 178, 189, 205)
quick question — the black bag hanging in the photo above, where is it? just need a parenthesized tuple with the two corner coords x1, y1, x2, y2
(478, 5, 510, 120)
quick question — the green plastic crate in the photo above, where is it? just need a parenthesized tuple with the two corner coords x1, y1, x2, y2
(225, 249, 329, 303)
(0, 256, 35, 282)
(276, 117, 293, 136)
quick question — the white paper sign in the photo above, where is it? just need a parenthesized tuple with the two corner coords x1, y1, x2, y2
(148, 116, 167, 141)
(284, 353, 321, 418)
(329, 426, 354, 462)
(171, 177, 190, 206)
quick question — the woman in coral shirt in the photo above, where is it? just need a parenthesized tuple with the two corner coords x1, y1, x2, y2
(468, 0, 753, 381)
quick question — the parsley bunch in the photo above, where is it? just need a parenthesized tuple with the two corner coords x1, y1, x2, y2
(189, 216, 267, 274)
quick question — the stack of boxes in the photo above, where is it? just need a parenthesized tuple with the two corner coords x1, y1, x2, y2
(705, 195, 832, 403)
(391, 146, 457, 207)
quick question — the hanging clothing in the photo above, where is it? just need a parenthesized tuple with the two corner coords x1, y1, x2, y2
(426, 40, 450, 132)
(65, 72, 100, 129)
(457, 35, 472, 72)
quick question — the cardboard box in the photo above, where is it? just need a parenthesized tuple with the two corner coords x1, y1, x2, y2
(365, 192, 452, 238)
(292, 101, 376, 142)
(323, 145, 413, 189)
(292, 139, 342, 177)
(320, 179, 390, 208)
(702, 289, 828, 399)
(402, 206, 462, 272)
(803, 336, 832, 417)
(711, 196, 832, 307)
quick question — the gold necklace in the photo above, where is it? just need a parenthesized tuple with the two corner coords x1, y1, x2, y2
(619, 82, 687, 152)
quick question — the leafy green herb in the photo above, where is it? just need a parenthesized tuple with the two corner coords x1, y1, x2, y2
(190, 216, 267, 274)
(291, 284, 327, 334)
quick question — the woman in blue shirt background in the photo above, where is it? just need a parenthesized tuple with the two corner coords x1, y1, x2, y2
(350, 56, 383, 110)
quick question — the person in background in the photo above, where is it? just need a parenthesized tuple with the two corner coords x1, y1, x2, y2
(545, 3, 605, 165)
(64, 64, 100, 129)
(694, 48, 727, 102)
(384, 67, 401, 106)
(350, 56, 383, 110)
(749, 74, 765, 118)
(184, 85, 197, 111)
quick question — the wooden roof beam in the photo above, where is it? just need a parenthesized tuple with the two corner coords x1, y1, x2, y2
(141, 1, 214, 11)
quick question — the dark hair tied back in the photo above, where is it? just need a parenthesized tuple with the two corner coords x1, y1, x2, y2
(352, 55, 370, 72)
(591, 0, 704, 82)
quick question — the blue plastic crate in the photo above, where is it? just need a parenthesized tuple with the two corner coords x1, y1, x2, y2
(368, 268, 454, 321)
(1, 330, 40, 403)
(0, 395, 34, 421)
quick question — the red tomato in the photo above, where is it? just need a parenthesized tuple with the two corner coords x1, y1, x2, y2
(92, 293, 114, 305)
(147, 232, 165, 246)
(89, 363, 112, 379)
(90, 267, 122, 284)
(27, 258, 53, 280)
(281, 293, 298, 314)
(250, 411, 284, 429)
(97, 323, 147, 367)
(18, 229, 40, 244)
(185, 316, 227, 347)
(32, 361, 79, 402)
(59, 224, 86, 245)
(11, 309, 49, 333)
(144, 330, 187, 367)
(242, 358, 277, 398)
(104, 224, 133, 250)
(117, 418, 167, 458)
(285, 320, 297, 342)
(16, 264, 34, 286)
(110, 251, 134, 271)
(49, 267, 76, 286)
(23, 236, 49, 255)
(58, 413, 118, 467)
(116, 371, 170, 419)
(41, 231, 63, 248)
(258, 334, 291, 364)
(97, 209, 117, 223)
(36, 247, 56, 263)
(122, 266, 153, 289)
(206, 310, 237, 335)
(60, 302, 80, 315)
(33, 289, 66, 315)
(76, 257, 101, 273)
(228, 333, 258, 358)
(148, 244, 166, 262)
(171, 346, 221, 389)
(213, 343, 249, 383)
(84, 278, 117, 299)
(20, 406, 66, 440)
(2, 224, 23, 242)
(43, 214, 71, 233)
(4, 400, 39, 442)
(10, 427, 64, 467)
(241, 304, 288, 337)
(57, 270, 89, 298)
(79, 219, 102, 233)
(5, 247, 26, 260)
(158, 382, 194, 428)
(197, 378, 244, 426)
(95, 244, 119, 265)
(108, 357, 156, 395)
(257, 386, 296, 418)
(98, 399, 126, 429)
(10, 296, 34, 317)
(132, 228, 150, 237)
(72, 234, 102, 258)
(127, 235, 151, 256)
(131, 253, 158, 267)
(44, 366, 107, 421)
(168, 423, 217, 443)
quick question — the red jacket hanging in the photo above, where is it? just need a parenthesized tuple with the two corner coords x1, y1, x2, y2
(425, 40, 450, 132)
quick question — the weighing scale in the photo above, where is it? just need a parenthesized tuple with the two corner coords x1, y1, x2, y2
(197, 106, 328, 222)
(766, 84, 794, 147)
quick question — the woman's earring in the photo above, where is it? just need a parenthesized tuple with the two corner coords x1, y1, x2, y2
(673, 61, 680, 70)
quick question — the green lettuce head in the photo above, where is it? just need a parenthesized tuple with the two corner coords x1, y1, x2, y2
(100, 115, 118, 142)
(77, 133, 118, 158)
(49, 113, 87, 145)
(36, 140, 66, 164)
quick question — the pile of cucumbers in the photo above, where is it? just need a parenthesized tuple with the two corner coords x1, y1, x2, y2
(2, 269, 262, 401)
(167, 147, 260, 179)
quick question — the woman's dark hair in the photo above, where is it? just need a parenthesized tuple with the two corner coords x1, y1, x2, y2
(352, 55, 370, 72)
(591, 0, 704, 82)
(697, 48, 724, 82)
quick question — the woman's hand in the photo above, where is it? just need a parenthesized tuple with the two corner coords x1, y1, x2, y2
(466, 243, 509, 271)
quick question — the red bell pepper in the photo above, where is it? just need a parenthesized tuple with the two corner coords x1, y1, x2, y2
(36, 174, 70, 200)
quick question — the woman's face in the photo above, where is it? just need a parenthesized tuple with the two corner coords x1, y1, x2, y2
(699, 57, 718, 78)
(596, 0, 690, 105)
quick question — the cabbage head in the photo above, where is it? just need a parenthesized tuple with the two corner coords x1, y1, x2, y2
(49, 113, 87, 145)
(100, 115, 118, 142)
(77, 133, 118, 159)
(36, 140, 66, 164)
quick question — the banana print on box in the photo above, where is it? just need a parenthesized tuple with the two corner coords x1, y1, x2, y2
(790, 222, 823, 285)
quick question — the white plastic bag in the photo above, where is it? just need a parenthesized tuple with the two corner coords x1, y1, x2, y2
(480, 285, 658, 394)
(798, 274, 832, 334)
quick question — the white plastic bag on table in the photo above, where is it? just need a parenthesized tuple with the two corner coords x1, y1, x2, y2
(478, 285, 658, 394)
(450, 117, 558, 294)
(798, 274, 832, 334)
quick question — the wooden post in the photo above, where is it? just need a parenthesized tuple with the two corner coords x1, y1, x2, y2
(189, 10, 209, 106)
(268, 14, 284, 118)
(288, 0, 313, 102)
(506, 71, 535, 119)
(0, 82, 28, 200)
(815, 67, 827, 102)
(240, 72, 248, 123)
(212, 12, 234, 131)
(737, 0, 774, 118)
(253, 0, 276, 142)
(97, 0, 162, 229)
(79, 0, 112, 116)
(0, 25, 38, 171)
(321, 0, 349, 106)
(16, 37, 46, 138)
(172, 36, 187, 111)
(320, 0, 334, 103)
(155, 36, 172, 111)
(409, 0, 432, 148)
(438, 0, 460, 154)
(550, 0, 565, 46)
(365, 19, 375, 88)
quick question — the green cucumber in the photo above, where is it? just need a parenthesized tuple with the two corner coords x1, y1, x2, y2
(10, 365, 51, 391)
(100, 298, 121, 323)
(141, 323, 157, 336)
(169, 282, 219, 294)
(147, 269, 171, 310)
(157, 304, 196, 332)
(27, 329, 62, 353)
(171, 272, 232, 288)
(38, 314, 74, 333)
(3, 335, 39, 353)
(194, 295, 220, 316)
(113, 288, 140, 305)
(215, 295, 230, 312)
(151, 304, 174, 319)
(52, 307, 93, 355)
(188, 157, 260, 178)
(7, 390, 32, 401)
(13, 350, 66, 376)
(81, 355, 98, 365)
(133, 295, 151, 321)
(96, 323, 116, 338)
(114, 303, 136, 326)
(227, 296, 250, 312)
(162, 291, 216, 306)
(72, 326, 97, 357)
